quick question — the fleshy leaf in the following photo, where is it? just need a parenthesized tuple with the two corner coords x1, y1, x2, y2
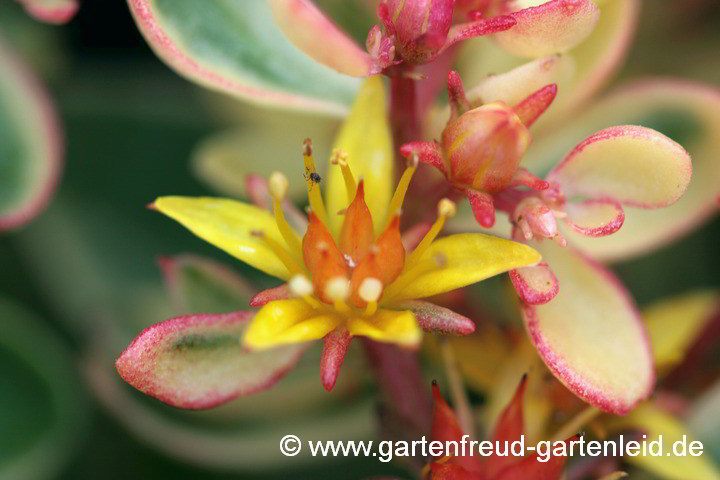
(608, 403, 720, 480)
(267, 0, 375, 77)
(454, 0, 639, 134)
(157, 254, 256, 314)
(563, 199, 625, 237)
(385, 233, 541, 302)
(467, 55, 575, 108)
(0, 41, 62, 231)
(326, 77, 393, 236)
(14, 0, 78, 24)
(493, 0, 600, 58)
(0, 297, 86, 479)
(509, 262, 558, 305)
(152, 196, 293, 280)
(523, 243, 654, 414)
(116, 311, 307, 409)
(644, 290, 719, 372)
(548, 126, 692, 208)
(527, 80, 720, 261)
(126, 0, 360, 115)
(394, 300, 475, 335)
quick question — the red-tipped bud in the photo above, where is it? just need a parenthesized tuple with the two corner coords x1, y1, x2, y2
(382, 0, 454, 63)
(441, 102, 530, 193)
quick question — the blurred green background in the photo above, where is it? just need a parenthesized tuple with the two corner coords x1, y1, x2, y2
(0, 1, 718, 479)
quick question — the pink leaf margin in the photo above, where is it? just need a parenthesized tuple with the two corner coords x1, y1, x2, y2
(522, 250, 654, 415)
(115, 311, 305, 409)
(126, 0, 349, 116)
(0, 42, 63, 231)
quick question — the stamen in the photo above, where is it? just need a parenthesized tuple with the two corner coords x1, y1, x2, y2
(251, 230, 304, 275)
(331, 148, 356, 202)
(269, 172, 303, 256)
(358, 277, 382, 316)
(303, 138, 329, 226)
(384, 154, 418, 230)
(288, 274, 321, 308)
(324, 277, 351, 313)
(406, 198, 456, 266)
(382, 253, 447, 301)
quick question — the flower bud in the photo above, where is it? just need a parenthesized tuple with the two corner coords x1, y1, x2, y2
(383, 0, 454, 63)
(441, 102, 530, 193)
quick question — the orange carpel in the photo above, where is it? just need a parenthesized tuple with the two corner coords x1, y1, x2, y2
(303, 212, 349, 303)
(349, 215, 405, 307)
(338, 180, 374, 263)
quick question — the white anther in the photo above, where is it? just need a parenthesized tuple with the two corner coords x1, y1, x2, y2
(289, 274, 313, 297)
(268, 172, 289, 200)
(324, 277, 350, 301)
(358, 277, 383, 303)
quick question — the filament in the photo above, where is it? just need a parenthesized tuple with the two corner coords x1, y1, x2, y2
(303, 138, 329, 226)
(251, 230, 305, 276)
(406, 198, 456, 267)
(331, 149, 357, 202)
(384, 156, 417, 231)
(269, 172, 303, 256)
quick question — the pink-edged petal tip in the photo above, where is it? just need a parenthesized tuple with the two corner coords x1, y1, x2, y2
(395, 300, 476, 336)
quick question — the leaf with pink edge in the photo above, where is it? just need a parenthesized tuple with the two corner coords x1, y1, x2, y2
(267, 0, 376, 77)
(394, 300, 475, 335)
(116, 311, 307, 409)
(126, 0, 360, 116)
(157, 254, 256, 315)
(14, 0, 78, 24)
(492, 0, 600, 58)
(522, 242, 654, 414)
(509, 263, 558, 305)
(467, 55, 575, 108)
(454, 0, 639, 134)
(526, 80, 720, 261)
(548, 125, 691, 209)
(563, 199, 625, 237)
(0, 41, 62, 231)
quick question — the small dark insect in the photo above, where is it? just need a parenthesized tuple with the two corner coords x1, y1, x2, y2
(309, 172, 322, 183)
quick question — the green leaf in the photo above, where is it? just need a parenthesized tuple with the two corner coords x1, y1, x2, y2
(127, 0, 361, 116)
(0, 41, 62, 231)
(0, 297, 87, 479)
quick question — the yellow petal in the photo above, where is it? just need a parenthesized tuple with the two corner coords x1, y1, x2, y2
(347, 309, 421, 347)
(244, 299, 342, 349)
(326, 77, 393, 236)
(153, 196, 292, 280)
(385, 233, 541, 302)
(644, 290, 719, 372)
(607, 403, 720, 480)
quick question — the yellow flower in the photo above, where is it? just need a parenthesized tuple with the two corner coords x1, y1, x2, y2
(150, 78, 540, 379)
